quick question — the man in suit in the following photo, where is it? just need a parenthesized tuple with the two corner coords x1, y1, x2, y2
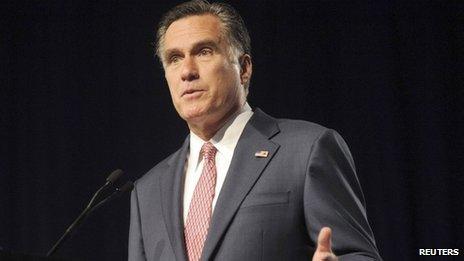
(129, 1, 381, 260)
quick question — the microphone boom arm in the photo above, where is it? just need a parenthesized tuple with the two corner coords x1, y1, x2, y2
(46, 169, 131, 257)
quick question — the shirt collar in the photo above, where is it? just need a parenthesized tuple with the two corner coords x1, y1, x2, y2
(189, 102, 253, 165)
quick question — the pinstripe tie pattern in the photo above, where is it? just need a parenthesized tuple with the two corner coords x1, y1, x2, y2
(185, 142, 217, 261)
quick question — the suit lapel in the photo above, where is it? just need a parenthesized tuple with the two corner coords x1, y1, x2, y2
(159, 136, 190, 261)
(201, 109, 281, 261)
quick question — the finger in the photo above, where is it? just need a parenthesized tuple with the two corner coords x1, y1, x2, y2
(316, 227, 333, 253)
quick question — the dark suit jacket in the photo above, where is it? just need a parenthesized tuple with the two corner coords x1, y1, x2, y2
(129, 109, 382, 260)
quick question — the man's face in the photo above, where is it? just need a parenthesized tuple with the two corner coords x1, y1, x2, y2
(162, 14, 248, 129)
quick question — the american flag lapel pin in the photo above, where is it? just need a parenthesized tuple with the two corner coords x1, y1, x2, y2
(254, 150, 269, 158)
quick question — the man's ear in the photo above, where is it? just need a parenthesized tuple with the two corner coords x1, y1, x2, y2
(239, 54, 252, 85)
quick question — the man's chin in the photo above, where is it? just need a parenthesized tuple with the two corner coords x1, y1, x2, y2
(179, 108, 209, 123)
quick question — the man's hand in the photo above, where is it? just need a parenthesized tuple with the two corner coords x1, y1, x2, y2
(312, 227, 339, 261)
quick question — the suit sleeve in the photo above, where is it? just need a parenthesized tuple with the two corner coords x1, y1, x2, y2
(303, 129, 382, 260)
(128, 184, 147, 261)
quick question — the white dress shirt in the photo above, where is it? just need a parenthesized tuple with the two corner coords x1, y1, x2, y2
(183, 103, 254, 222)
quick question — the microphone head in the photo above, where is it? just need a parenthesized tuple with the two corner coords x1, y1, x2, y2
(106, 169, 123, 184)
(119, 181, 134, 193)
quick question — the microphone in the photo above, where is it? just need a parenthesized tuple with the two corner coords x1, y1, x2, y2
(106, 169, 123, 185)
(85, 169, 124, 210)
(89, 181, 134, 214)
(47, 169, 132, 257)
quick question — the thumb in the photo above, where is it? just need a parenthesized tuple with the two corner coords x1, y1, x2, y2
(316, 227, 333, 253)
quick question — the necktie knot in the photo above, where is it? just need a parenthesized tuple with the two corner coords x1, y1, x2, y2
(201, 142, 217, 160)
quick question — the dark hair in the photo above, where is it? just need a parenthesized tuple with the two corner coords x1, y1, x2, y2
(155, 0, 251, 64)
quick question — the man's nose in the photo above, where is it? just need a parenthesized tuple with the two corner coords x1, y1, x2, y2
(181, 56, 199, 81)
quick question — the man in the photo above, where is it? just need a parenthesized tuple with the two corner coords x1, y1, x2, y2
(129, 1, 381, 260)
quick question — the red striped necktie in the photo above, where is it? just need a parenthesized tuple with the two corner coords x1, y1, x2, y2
(184, 142, 217, 261)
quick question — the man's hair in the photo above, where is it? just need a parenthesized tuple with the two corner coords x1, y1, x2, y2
(155, 0, 251, 65)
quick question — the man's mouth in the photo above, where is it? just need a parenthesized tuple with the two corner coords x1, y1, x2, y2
(182, 89, 205, 97)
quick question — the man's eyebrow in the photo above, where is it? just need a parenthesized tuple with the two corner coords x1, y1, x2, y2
(164, 39, 220, 58)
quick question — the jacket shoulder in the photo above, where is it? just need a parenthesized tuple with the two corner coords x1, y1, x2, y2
(276, 118, 330, 140)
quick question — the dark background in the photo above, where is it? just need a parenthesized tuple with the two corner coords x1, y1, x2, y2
(1, 0, 463, 260)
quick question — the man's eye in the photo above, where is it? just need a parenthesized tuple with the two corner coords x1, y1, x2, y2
(170, 55, 181, 63)
(199, 48, 213, 56)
